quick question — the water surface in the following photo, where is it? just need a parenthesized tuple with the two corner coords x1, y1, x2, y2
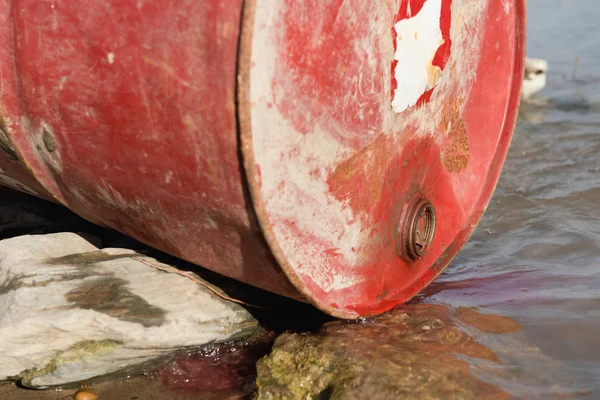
(422, 1, 600, 396)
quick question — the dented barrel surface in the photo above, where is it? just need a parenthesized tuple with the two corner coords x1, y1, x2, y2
(0, 0, 525, 318)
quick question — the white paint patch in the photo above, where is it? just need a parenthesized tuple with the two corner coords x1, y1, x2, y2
(107, 52, 115, 64)
(392, 0, 444, 113)
(385, 0, 488, 139)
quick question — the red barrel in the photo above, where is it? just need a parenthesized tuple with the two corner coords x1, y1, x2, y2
(0, 0, 525, 318)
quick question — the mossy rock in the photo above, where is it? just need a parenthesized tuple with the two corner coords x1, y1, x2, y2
(255, 304, 521, 400)
(21, 340, 121, 388)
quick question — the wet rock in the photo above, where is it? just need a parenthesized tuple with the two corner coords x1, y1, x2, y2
(255, 304, 520, 400)
(156, 330, 277, 399)
(0, 233, 259, 389)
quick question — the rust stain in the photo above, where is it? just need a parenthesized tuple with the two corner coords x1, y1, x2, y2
(438, 98, 469, 173)
(221, 21, 233, 38)
(327, 134, 390, 216)
(426, 64, 442, 88)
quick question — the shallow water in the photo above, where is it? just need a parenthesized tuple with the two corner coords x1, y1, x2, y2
(421, 1, 600, 397)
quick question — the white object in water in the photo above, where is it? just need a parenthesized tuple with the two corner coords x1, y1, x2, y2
(522, 57, 548, 100)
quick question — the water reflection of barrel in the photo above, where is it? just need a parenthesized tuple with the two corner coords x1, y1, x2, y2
(0, 0, 525, 318)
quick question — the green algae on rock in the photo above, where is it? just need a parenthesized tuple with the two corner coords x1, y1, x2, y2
(255, 304, 521, 400)
(21, 340, 122, 388)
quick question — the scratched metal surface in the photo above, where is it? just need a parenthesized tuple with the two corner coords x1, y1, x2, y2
(0, 0, 296, 298)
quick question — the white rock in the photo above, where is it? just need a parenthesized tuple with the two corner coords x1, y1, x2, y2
(0, 233, 258, 388)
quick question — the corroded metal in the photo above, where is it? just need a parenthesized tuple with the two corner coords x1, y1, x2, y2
(0, 0, 526, 318)
(399, 197, 436, 262)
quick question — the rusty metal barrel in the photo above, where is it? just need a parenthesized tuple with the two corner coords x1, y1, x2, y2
(0, 0, 525, 318)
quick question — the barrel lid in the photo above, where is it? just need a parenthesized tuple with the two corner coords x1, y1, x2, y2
(239, 0, 525, 318)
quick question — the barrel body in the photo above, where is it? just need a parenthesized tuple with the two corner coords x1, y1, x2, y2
(0, 0, 525, 318)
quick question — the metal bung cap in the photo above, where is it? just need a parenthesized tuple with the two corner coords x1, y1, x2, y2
(400, 197, 436, 262)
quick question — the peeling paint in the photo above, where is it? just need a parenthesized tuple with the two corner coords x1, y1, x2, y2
(392, 0, 445, 113)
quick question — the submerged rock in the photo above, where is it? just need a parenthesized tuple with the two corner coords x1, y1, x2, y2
(0, 233, 259, 389)
(255, 303, 521, 400)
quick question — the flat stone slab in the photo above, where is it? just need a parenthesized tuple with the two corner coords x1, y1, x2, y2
(0, 232, 258, 389)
